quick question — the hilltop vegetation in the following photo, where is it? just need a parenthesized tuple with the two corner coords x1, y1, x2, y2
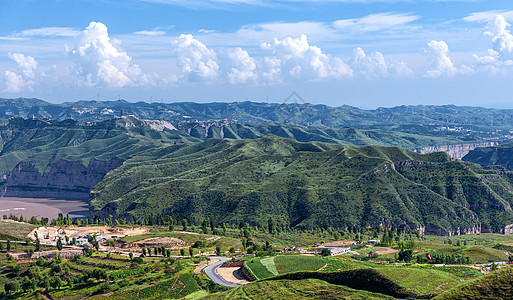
(91, 135, 513, 234)
(435, 266, 513, 300)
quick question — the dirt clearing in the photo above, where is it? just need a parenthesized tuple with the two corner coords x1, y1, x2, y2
(216, 267, 250, 285)
(28, 225, 150, 244)
(131, 237, 187, 249)
(324, 240, 356, 247)
(375, 247, 399, 255)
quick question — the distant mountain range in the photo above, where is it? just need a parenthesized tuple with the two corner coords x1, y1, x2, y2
(2, 98, 513, 131)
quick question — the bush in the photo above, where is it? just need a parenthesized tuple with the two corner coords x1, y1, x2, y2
(192, 241, 204, 248)
(398, 250, 413, 262)
(321, 248, 332, 256)
(132, 257, 143, 264)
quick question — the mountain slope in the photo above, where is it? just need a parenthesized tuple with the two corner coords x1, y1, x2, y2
(0, 117, 198, 198)
(91, 135, 513, 234)
(462, 141, 513, 170)
(0, 117, 195, 175)
(165, 120, 469, 149)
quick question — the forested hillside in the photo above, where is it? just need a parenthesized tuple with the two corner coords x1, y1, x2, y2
(91, 135, 513, 234)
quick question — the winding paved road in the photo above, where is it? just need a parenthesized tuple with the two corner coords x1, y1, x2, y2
(203, 256, 241, 288)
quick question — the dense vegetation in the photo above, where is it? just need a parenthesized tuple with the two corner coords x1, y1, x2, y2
(91, 135, 513, 234)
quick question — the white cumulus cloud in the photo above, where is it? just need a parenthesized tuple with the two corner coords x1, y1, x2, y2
(69, 21, 153, 88)
(3, 53, 38, 92)
(424, 40, 472, 78)
(224, 47, 257, 84)
(350, 47, 412, 79)
(260, 34, 352, 82)
(473, 15, 513, 73)
(174, 34, 219, 81)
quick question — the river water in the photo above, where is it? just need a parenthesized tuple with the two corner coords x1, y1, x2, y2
(0, 197, 89, 220)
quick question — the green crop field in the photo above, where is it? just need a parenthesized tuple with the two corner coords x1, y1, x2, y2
(320, 256, 368, 272)
(260, 257, 278, 275)
(244, 258, 276, 280)
(461, 246, 509, 263)
(274, 255, 326, 274)
(244, 255, 329, 280)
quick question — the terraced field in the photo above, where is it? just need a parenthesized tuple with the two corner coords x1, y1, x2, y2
(244, 255, 327, 280)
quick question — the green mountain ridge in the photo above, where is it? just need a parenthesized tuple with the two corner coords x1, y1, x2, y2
(0, 116, 471, 176)
(91, 135, 513, 234)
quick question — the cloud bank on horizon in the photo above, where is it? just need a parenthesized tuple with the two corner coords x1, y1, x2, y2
(1, 1, 513, 107)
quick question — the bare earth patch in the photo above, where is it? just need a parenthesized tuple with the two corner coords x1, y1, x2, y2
(132, 237, 187, 249)
(28, 225, 150, 245)
(324, 240, 356, 247)
(375, 247, 399, 255)
(216, 267, 250, 285)
(195, 258, 219, 274)
(0, 220, 36, 238)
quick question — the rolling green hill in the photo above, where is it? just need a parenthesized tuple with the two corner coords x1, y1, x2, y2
(91, 135, 513, 234)
(434, 266, 513, 300)
(199, 278, 394, 299)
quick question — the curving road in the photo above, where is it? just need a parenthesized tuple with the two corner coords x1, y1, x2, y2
(203, 256, 242, 288)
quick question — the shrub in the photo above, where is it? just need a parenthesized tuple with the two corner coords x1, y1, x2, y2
(321, 248, 332, 256)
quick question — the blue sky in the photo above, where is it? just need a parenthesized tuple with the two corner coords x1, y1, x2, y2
(1, 0, 513, 108)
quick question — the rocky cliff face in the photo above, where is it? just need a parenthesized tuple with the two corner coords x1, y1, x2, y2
(414, 142, 498, 159)
(2, 158, 123, 199)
